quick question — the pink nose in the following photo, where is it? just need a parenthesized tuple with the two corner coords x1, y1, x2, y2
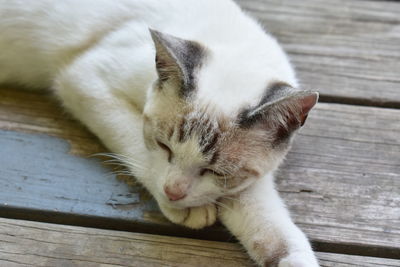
(164, 185, 187, 201)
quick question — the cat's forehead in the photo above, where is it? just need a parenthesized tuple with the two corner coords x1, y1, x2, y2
(195, 51, 275, 114)
(170, 108, 229, 160)
(167, 107, 268, 165)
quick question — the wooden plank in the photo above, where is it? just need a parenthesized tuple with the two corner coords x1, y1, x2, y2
(1, 218, 400, 267)
(236, 0, 400, 107)
(0, 218, 253, 267)
(278, 103, 400, 258)
(317, 252, 400, 267)
(0, 88, 399, 258)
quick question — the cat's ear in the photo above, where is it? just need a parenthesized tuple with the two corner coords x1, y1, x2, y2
(149, 29, 206, 98)
(238, 83, 318, 144)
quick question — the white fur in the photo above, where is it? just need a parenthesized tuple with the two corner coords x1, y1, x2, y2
(0, 0, 317, 265)
(219, 175, 319, 266)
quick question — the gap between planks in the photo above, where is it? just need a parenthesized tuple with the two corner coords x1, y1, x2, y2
(1, 217, 400, 267)
(236, 0, 400, 109)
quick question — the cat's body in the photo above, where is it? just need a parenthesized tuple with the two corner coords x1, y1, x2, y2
(0, 0, 319, 266)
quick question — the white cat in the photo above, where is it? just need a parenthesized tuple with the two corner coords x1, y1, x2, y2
(0, 0, 319, 266)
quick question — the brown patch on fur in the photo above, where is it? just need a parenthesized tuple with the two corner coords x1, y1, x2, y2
(251, 235, 288, 267)
(220, 128, 270, 162)
(264, 259, 279, 267)
(210, 125, 278, 189)
(242, 167, 260, 178)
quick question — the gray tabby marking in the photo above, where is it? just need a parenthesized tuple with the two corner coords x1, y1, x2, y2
(237, 81, 295, 128)
(150, 29, 207, 98)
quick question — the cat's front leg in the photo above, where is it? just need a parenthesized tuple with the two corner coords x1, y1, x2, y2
(159, 202, 217, 229)
(219, 175, 319, 267)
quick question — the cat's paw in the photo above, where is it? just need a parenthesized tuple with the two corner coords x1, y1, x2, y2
(160, 203, 217, 229)
(277, 252, 319, 267)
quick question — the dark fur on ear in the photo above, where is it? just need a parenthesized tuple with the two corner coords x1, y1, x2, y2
(238, 82, 318, 145)
(149, 29, 207, 98)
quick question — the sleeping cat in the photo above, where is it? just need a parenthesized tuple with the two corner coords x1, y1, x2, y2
(0, 0, 319, 266)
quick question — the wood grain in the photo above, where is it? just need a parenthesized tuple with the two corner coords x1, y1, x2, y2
(1, 218, 399, 267)
(236, 0, 400, 107)
(317, 252, 400, 267)
(0, 88, 399, 258)
(0, 218, 253, 267)
(279, 103, 400, 258)
(0, 87, 104, 156)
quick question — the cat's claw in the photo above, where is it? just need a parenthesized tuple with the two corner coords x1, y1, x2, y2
(160, 203, 217, 229)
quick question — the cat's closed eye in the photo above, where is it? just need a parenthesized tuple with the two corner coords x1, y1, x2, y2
(199, 168, 224, 177)
(156, 140, 173, 162)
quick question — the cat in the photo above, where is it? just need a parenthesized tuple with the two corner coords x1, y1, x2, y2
(0, 0, 319, 266)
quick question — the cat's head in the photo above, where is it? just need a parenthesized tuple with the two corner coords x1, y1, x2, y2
(142, 30, 318, 209)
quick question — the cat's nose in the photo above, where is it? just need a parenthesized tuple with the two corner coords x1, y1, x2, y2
(164, 184, 187, 201)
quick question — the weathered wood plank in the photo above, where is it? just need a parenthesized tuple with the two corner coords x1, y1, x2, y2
(0, 88, 399, 258)
(317, 252, 400, 267)
(1, 218, 399, 267)
(236, 0, 400, 107)
(0, 218, 253, 267)
(279, 103, 400, 258)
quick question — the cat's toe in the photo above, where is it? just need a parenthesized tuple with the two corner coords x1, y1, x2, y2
(182, 204, 217, 229)
(159, 204, 189, 224)
(160, 203, 217, 229)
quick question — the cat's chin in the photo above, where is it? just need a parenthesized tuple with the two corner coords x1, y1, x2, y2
(161, 200, 208, 210)
(157, 195, 215, 210)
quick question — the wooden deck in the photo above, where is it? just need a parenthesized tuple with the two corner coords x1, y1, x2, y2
(0, 0, 399, 266)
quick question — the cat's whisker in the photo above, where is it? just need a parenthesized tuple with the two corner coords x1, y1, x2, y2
(220, 196, 240, 203)
(103, 161, 147, 175)
(204, 196, 234, 213)
(93, 152, 135, 163)
(124, 160, 147, 169)
(102, 159, 126, 165)
(112, 170, 134, 176)
(95, 152, 148, 173)
(223, 174, 227, 189)
(220, 195, 238, 201)
(89, 152, 113, 158)
(91, 152, 126, 160)
(215, 200, 234, 213)
(102, 172, 132, 180)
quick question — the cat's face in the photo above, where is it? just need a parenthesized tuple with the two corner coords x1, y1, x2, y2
(143, 95, 278, 208)
(142, 30, 317, 209)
